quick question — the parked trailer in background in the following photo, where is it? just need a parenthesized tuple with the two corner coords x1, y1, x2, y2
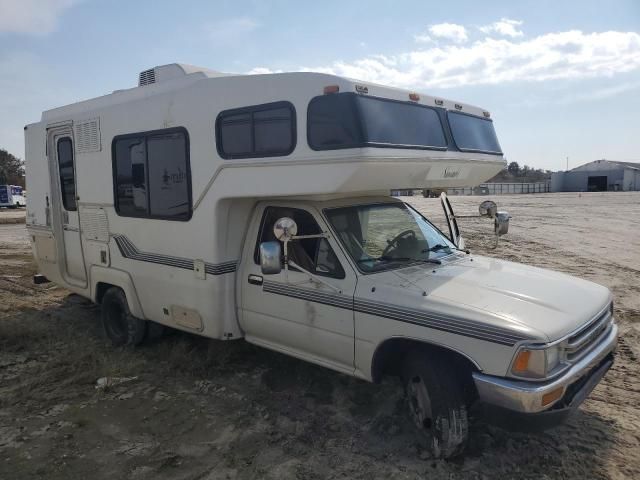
(25, 63, 617, 458)
(0, 185, 26, 208)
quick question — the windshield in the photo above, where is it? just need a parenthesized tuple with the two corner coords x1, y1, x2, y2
(325, 202, 457, 273)
(448, 112, 502, 154)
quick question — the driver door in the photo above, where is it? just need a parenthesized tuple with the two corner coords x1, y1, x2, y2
(239, 205, 356, 374)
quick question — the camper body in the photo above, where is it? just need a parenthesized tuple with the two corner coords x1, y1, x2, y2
(25, 65, 617, 457)
(0, 185, 26, 208)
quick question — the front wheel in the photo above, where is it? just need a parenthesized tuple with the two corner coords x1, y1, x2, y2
(403, 351, 469, 458)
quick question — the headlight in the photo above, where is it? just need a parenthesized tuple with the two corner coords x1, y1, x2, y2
(510, 345, 563, 379)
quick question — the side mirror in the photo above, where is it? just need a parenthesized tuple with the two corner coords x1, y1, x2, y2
(260, 241, 282, 275)
(494, 212, 510, 236)
(477, 199, 511, 247)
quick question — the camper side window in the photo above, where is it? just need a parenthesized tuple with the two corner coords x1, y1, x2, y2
(112, 128, 191, 221)
(216, 102, 296, 159)
(254, 206, 345, 279)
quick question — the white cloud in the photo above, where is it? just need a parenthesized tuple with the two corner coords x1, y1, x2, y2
(204, 17, 259, 44)
(428, 23, 468, 43)
(247, 66, 283, 75)
(480, 18, 524, 38)
(252, 29, 640, 90)
(0, 0, 80, 35)
(413, 34, 432, 44)
(558, 81, 640, 105)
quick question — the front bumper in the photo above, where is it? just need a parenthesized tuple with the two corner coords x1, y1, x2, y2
(472, 322, 618, 415)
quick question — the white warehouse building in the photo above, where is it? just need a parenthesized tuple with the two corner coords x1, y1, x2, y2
(551, 159, 640, 192)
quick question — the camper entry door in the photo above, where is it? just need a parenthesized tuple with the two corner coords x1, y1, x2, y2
(47, 124, 87, 286)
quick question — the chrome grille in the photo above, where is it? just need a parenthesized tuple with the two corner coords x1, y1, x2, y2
(565, 305, 612, 361)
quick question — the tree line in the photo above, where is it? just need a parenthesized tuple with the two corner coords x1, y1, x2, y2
(0, 149, 25, 187)
(487, 161, 551, 183)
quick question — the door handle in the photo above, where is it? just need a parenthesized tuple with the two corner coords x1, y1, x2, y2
(248, 274, 263, 286)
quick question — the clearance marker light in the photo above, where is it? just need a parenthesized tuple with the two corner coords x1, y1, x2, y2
(455, 103, 463, 110)
(483, 111, 491, 118)
(409, 93, 420, 101)
(434, 99, 444, 106)
(323, 85, 340, 94)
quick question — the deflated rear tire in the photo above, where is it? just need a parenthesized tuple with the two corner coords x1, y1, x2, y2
(403, 350, 469, 459)
(101, 287, 146, 347)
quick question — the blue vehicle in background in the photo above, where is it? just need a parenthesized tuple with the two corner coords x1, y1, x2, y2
(0, 185, 26, 208)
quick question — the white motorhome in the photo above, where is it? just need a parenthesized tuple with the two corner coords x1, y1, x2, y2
(25, 64, 617, 458)
(0, 185, 26, 208)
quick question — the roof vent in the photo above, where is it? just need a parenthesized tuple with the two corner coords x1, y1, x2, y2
(136, 63, 229, 87)
(139, 68, 157, 86)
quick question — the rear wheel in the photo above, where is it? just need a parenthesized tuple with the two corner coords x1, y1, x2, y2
(101, 287, 146, 346)
(403, 351, 469, 458)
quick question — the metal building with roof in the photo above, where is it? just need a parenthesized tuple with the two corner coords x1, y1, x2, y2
(550, 160, 640, 192)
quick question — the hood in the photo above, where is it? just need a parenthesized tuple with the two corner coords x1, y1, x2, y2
(358, 254, 612, 343)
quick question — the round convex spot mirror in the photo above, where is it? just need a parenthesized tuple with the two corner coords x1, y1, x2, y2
(273, 217, 298, 241)
(479, 200, 498, 218)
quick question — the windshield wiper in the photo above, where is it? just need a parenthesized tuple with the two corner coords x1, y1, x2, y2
(380, 256, 442, 265)
(423, 244, 451, 253)
(423, 244, 470, 255)
(357, 256, 442, 265)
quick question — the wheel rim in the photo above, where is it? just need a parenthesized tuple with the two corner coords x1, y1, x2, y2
(106, 302, 127, 340)
(408, 375, 433, 429)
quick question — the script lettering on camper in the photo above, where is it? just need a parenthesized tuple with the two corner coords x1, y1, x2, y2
(161, 168, 186, 189)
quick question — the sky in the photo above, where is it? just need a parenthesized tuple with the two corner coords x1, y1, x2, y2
(1, 0, 639, 171)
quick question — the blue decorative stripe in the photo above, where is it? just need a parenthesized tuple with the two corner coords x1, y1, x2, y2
(263, 281, 353, 309)
(261, 281, 531, 346)
(113, 235, 237, 275)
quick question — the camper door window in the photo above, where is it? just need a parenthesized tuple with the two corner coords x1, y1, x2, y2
(57, 137, 77, 211)
(112, 128, 192, 221)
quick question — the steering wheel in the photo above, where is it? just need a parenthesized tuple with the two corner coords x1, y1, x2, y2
(381, 229, 416, 257)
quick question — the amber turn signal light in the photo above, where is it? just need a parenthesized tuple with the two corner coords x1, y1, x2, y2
(512, 350, 531, 373)
(541, 387, 564, 406)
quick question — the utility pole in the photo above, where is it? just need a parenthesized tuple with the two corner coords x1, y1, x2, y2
(566, 156, 569, 171)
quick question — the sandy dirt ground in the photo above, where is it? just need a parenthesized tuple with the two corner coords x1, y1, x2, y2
(0, 193, 639, 479)
(0, 208, 26, 224)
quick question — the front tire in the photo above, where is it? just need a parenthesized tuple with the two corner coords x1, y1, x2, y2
(101, 287, 146, 346)
(403, 351, 469, 458)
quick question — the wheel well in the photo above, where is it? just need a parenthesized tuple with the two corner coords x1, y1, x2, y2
(371, 338, 480, 401)
(95, 282, 117, 304)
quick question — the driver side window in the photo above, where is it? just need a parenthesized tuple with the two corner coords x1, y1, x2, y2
(254, 206, 345, 279)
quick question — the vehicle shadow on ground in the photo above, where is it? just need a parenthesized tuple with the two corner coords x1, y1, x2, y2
(0, 294, 619, 479)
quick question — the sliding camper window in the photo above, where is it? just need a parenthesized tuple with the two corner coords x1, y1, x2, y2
(57, 137, 77, 211)
(216, 101, 296, 159)
(112, 128, 192, 221)
(307, 93, 447, 151)
(447, 112, 502, 154)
